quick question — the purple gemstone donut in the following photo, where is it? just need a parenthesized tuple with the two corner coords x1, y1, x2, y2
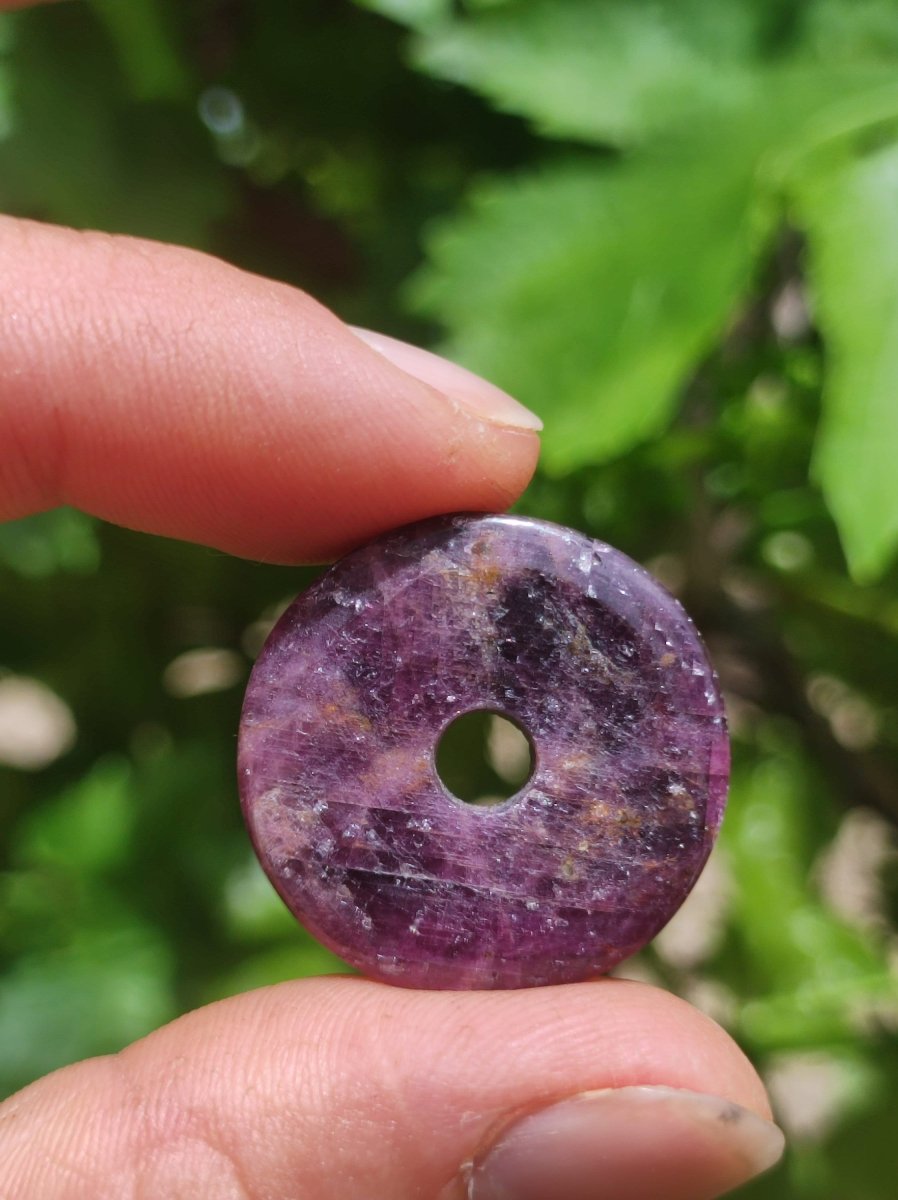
(238, 514, 728, 989)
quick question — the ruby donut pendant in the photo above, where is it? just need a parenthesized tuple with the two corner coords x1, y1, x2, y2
(238, 514, 729, 989)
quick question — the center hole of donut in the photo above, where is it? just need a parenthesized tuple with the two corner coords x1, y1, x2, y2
(435, 710, 534, 807)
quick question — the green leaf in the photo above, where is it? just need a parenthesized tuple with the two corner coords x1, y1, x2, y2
(797, 137, 898, 581)
(0, 922, 173, 1097)
(361, 0, 898, 149)
(722, 739, 897, 1050)
(355, 0, 452, 29)
(15, 757, 134, 874)
(0, 6, 231, 247)
(0, 509, 101, 579)
(801, 0, 898, 65)
(413, 131, 772, 472)
(405, 0, 763, 146)
(88, 0, 189, 103)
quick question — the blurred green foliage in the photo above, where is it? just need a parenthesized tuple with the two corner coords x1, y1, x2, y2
(1, 2, 898, 1196)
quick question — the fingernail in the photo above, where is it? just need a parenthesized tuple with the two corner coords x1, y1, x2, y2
(464, 1086, 785, 1200)
(350, 327, 543, 432)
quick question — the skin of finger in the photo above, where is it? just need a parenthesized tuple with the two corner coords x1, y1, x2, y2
(0, 977, 771, 1200)
(0, 217, 538, 562)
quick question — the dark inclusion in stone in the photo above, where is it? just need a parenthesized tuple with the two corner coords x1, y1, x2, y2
(238, 514, 729, 990)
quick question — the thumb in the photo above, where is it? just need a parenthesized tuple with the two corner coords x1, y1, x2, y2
(0, 977, 783, 1200)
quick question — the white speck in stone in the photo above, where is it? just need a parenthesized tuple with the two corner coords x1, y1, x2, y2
(668, 782, 686, 796)
(313, 799, 329, 814)
(692, 663, 705, 676)
(360, 915, 373, 931)
(525, 899, 540, 911)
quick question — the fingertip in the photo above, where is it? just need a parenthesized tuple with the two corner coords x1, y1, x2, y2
(349, 327, 543, 433)
(466, 1085, 784, 1200)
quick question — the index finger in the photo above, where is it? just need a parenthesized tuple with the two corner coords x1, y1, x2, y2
(0, 217, 540, 562)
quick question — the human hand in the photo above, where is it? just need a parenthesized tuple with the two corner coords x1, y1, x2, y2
(0, 212, 784, 1200)
(0, 4, 784, 1196)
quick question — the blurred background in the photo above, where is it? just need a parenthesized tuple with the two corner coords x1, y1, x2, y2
(1, 1, 898, 1195)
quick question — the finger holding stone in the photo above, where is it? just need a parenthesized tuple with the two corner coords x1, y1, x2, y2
(0, 977, 781, 1200)
(0, 217, 540, 562)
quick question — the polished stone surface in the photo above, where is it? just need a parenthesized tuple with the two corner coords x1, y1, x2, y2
(238, 514, 729, 989)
